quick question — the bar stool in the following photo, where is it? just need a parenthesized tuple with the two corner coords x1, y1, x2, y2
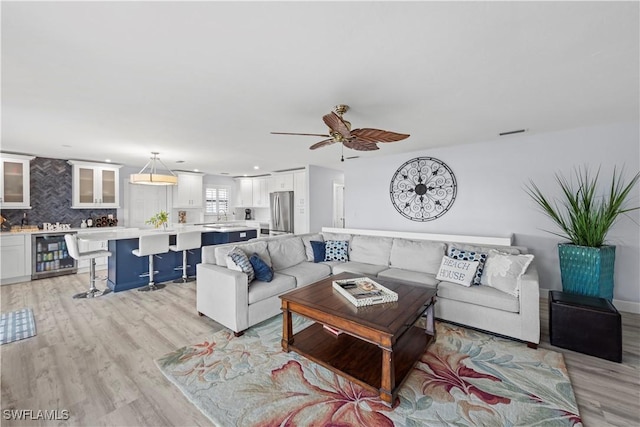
(65, 234, 112, 299)
(170, 231, 201, 283)
(132, 233, 170, 292)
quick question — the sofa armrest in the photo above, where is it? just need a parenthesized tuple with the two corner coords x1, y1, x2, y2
(196, 263, 249, 333)
(518, 263, 540, 344)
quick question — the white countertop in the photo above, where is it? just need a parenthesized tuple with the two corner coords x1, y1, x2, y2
(77, 225, 256, 242)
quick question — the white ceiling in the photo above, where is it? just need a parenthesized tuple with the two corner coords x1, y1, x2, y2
(2, 1, 638, 177)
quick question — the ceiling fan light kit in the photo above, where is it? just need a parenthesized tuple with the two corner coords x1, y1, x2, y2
(271, 104, 410, 160)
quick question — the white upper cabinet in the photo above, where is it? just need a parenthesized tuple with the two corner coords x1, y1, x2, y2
(272, 173, 294, 191)
(0, 153, 34, 209)
(69, 161, 122, 208)
(174, 172, 203, 208)
(235, 178, 253, 207)
(252, 178, 269, 208)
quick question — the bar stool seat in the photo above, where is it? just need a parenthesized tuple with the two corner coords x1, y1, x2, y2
(133, 233, 170, 292)
(169, 231, 201, 283)
(65, 234, 112, 299)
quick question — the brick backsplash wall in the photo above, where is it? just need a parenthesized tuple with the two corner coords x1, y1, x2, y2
(1, 157, 117, 228)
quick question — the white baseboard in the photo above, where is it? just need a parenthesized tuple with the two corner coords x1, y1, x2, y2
(539, 287, 640, 314)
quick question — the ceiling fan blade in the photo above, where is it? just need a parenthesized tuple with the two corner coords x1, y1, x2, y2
(309, 138, 337, 150)
(271, 132, 331, 137)
(350, 128, 410, 143)
(322, 112, 351, 138)
(343, 139, 379, 151)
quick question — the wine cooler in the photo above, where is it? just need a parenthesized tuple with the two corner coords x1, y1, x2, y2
(32, 232, 78, 280)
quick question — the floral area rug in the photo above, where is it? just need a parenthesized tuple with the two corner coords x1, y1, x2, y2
(156, 315, 582, 426)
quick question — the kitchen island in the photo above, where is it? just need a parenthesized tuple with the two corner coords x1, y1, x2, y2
(79, 225, 257, 292)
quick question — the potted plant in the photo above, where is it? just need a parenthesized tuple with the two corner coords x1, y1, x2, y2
(526, 167, 639, 300)
(146, 210, 170, 231)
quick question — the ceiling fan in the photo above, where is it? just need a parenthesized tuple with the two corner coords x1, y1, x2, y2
(271, 105, 409, 160)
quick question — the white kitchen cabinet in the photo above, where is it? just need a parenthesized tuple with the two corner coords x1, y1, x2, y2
(0, 154, 34, 209)
(252, 178, 269, 207)
(0, 234, 31, 284)
(69, 161, 122, 208)
(235, 178, 253, 207)
(272, 173, 294, 191)
(174, 172, 203, 208)
(293, 170, 308, 234)
(293, 171, 306, 208)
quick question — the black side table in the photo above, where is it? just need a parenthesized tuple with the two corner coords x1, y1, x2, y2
(549, 290, 622, 362)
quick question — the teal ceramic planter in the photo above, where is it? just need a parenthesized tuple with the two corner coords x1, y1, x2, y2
(558, 244, 615, 300)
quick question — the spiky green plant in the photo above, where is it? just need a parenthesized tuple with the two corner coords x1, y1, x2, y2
(526, 167, 639, 247)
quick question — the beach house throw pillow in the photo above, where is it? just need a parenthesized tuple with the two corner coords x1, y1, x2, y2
(436, 255, 480, 287)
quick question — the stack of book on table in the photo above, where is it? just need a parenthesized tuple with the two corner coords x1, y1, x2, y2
(332, 277, 398, 307)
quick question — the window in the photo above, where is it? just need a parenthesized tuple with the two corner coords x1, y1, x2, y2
(205, 186, 229, 216)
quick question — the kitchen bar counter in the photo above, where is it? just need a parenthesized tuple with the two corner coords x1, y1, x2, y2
(77, 226, 257, 292)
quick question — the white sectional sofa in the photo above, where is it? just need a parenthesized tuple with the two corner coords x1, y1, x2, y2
(196, 227, 540, 347)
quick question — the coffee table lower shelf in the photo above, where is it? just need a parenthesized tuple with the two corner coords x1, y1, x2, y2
(286, 322, 432, 404)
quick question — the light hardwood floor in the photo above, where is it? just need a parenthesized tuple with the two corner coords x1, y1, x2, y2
(1, 272, 639, 426)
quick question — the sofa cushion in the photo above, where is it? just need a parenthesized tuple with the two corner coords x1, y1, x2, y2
(268, 237, 307, 271)
(215, 241, 271, 267)
(332, 261, 388, 276)
(377, 268, 439, 287)
(321, 232, 353, 243)
(349, 235, 393, 266)
(248, 273, 296, 305)
(249, 253, 273, 282)
(278, 262, 332, 287)
(450, 243, 521, 256)
(437, 281, 520, 313)
(324, 240, 349, 262)
(389, 239, 446, 275)
(301, 233, 324, 261)
(320, 260, 344, 272)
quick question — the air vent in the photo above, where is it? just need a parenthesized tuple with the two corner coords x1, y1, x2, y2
(499, 129, 526, 136)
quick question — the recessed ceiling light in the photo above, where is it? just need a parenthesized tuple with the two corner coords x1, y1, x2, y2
(175, 160, 185, 164)
(105, 159, 111, 163)
(254, 166, 260, 170)
(220, 172, 229, 175)
(243, 174, 248, 177)
(193, 169, 199, 172)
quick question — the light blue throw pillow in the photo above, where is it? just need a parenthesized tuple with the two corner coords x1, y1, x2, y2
(324, 240, 349, 262)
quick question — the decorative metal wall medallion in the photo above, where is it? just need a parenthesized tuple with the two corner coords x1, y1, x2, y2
(389, 157, 457, 221)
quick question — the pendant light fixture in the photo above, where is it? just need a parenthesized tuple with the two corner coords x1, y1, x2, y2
(130, 152, 178, 185)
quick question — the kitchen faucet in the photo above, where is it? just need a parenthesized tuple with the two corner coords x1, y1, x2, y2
(217, 211, 228, 222)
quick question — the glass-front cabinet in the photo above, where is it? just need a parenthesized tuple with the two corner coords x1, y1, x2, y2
(0, 154, 34, 209)
(69, 160, 121, 208)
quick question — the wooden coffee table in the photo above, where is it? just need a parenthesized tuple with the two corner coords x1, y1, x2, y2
(280, 272, 437, 406)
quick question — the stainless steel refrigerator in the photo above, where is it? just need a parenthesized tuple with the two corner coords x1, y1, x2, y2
(269, 191, 294, 235)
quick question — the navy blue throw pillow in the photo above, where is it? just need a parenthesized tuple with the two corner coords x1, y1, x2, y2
(249, 253, 273, 282)
(310, 241, 326, 263)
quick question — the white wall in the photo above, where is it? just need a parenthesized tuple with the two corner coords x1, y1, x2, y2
(308, 165, 344, 233)
(344, 122, 640, 304)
